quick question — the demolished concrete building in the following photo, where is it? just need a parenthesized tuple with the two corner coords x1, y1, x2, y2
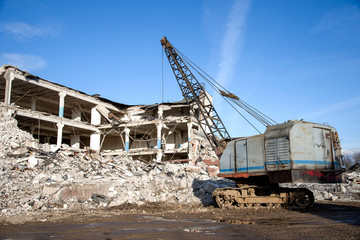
(0, 65, 215, 162)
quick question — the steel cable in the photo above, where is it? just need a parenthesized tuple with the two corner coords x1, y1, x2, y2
(174, 46, 277, 128)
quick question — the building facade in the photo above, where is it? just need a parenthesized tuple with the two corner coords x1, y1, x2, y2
(0, 65, 214, 162)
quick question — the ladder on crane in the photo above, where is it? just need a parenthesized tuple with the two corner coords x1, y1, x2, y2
(332, 131, 344, 168)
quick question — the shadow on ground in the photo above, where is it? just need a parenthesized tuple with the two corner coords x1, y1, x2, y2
(191, 178, 236, 206)
(290, 201, 360, 226)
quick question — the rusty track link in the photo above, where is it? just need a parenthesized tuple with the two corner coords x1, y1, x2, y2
(212, 186, 314, 209)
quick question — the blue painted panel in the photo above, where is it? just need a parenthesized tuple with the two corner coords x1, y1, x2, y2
(237, 165, 265, 172)
(221, 160, 339, 173)
(293, 160, 331, 165)
(219, 168, 235, 173)
(125, 142, 129, 151)
(266, 160, 291, 165)
(220, 165, 265, 173)
(59, 107, 64, 117)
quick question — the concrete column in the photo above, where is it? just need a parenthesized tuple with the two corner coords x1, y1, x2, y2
(187, 122, 193, 142)
(91, 106, 101, 125)
(31, 97, 37, 111)
(158, 105, 163, 119)
(90, 133, 101, 151)
(156, 105, 164, 162)
(70, 134, 80, 150)
(187, 122, 193, 160)
(156, 122, 163, 162)
(71, 105, 82, 121)
(4, 68, 15, 106)
(124, 127, 130, 151)
(156, 150, 163, 163)
(156, 122, 162, 149)
(56, 122, 64, 148)
(58, 91, 67, 118)
(90, 107, 101, 151)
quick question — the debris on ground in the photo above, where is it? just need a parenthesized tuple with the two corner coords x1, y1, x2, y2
(0, 107, 359, 217)
(281, 169, 360, 202)
(0, 107, 235, 216)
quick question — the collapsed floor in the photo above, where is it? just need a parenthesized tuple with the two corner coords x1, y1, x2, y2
(0, 65, 218, 163)
(0, 108, 360, 217)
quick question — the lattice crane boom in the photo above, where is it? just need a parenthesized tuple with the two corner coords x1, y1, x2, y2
(160, 37, 230, 154)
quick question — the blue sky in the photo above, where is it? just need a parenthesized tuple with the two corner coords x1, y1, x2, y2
(0, 0, 359, 150)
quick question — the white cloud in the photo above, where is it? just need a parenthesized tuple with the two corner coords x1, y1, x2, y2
(216, 0, 251, 86)
(206, 0, 253, 134)
(343, 148, 360, 156)
(0, 22, 61, 39)
(311, 5, 360, 39)
(303, 97, 360, 121)
(0, 53, 47, 71)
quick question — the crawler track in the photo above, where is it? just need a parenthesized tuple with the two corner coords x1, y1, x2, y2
(212, 186, 314, 209)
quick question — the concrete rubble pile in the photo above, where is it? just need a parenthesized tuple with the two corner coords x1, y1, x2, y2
(0, 109, 36, 158)
(281, 169, 360, 202)
(192, 129, 218, 161)
(0, 108, 235, 216)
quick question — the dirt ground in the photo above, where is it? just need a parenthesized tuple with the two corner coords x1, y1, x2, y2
(0, 200, 359, 240)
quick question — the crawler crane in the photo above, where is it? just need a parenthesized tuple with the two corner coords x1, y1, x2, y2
(161, 37, 345, 209)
